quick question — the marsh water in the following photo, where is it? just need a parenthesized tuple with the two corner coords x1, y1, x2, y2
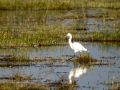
(0, 8, 119, 31)
(0, 8, 120, 90)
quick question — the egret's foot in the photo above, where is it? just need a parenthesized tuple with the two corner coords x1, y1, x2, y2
(79, 52, 81, 57)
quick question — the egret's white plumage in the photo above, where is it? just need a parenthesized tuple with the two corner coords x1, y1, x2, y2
(67, 33, 87, 56)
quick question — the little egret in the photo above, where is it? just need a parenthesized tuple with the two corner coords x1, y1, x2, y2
(66, 33, 87, 56)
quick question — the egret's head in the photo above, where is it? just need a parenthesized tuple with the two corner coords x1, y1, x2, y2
(67, 33, 72, 38)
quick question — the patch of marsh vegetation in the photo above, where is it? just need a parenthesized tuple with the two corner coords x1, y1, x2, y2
(1, 23, 120, 47)
(0, 54, 68, 67)
(0, 0, 120, 10)
(80, 29, 120, 42)
(74, 53, 98, 65)
(0, 72, 35, 81)
(0, 82, 47, 90)
(0, 81, 77, 90)
(73, 52, 117, 66)
(0, 55, 32, 67)
(0, 72, 77, 90)
(0, 55, 31, 62)
(0, 23, 77, 47)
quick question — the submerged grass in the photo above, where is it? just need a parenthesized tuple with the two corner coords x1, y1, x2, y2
(0, 55, 30, 61)
(0, 72, 76, 90)
(0, 0, 120, 10)
(0, 72, 34, 81)
(0, 81, 77, 90)
(0, 82, 47, 90)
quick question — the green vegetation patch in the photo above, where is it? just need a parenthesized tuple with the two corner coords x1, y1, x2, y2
(80, 29, 120, 42)
(0, 0, 120, 10)
(0, 23, 71, 47)
(1, 23, 120, 47)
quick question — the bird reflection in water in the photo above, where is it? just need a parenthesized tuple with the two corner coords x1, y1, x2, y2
(69, 67, 87, 84)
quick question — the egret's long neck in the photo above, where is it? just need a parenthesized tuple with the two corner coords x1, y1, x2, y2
(69, 36, 73, 48)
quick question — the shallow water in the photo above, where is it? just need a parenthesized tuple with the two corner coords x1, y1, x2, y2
(0, 42, 120, 90)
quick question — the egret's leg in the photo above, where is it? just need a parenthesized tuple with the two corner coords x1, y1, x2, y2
(74, 53, 75, 57)
(74, 51, 76, 57)
(79, 52, 81, 56)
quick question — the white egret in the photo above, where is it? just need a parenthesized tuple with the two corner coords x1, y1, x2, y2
(66, 33, 87, 56)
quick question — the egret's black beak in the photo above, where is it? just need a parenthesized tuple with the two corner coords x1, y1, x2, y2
(63, 35, 67, 37)
(63, 34, 69, 38)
